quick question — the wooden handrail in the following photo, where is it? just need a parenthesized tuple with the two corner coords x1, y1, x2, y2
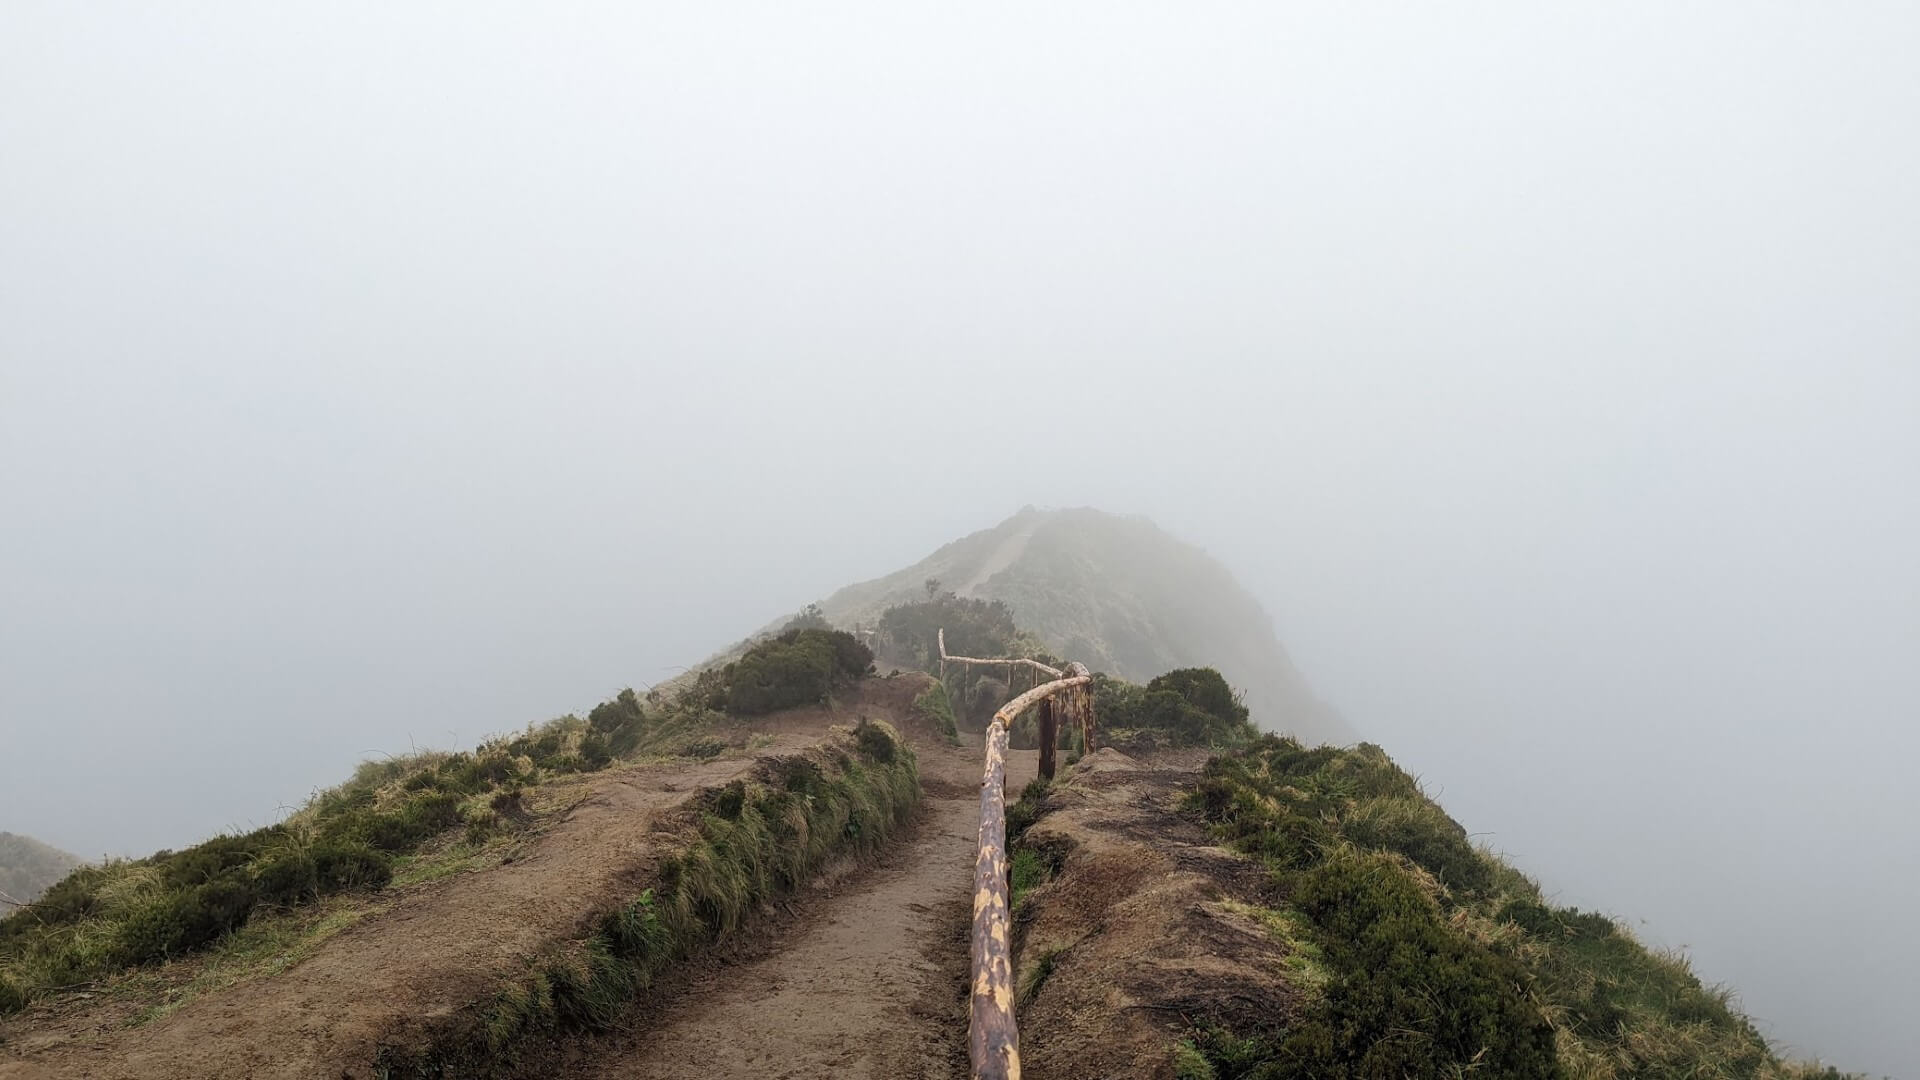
(939, 628, 1064, 678)
(951, 628, 1097, 1080)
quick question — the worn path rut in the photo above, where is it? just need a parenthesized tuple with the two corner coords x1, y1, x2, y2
(570, 737, 1038, 1080)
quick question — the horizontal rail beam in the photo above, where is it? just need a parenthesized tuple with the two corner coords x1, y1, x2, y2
(940, 628, 1064, 678)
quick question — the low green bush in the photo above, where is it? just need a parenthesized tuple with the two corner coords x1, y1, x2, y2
(1092, 668, 1259, 749)
(1180, 737, 1850, 1079)
(911, 683, 960, 743)
(114, 876, 260, 967)
(726, 629, 872, 715)
(0, 972, 26, 1015)
(313, 842, 393, 892)
(1276, 851, 1561, 1078)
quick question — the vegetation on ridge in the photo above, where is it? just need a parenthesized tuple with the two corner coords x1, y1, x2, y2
(1175, 736, 1859, 1080)
(0, 628, 875, 1017)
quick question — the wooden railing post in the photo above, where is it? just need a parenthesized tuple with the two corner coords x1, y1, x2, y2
(1037, 698, 1057, 780)
(946, 631, 1096, 1080)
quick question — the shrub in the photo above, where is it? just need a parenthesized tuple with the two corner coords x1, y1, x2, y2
(1005, 778, 1050, 842)
(0, 973, 26, 1015)
(912, 683, 960, 743)
(312, 842, 392, 892)
(578, 732, 613, 770)
(588, 689, 646, 734)
(726, 629, 870, 716)
(114, 876, 259, 966)
(253, 851, 320, 904)
(1094, 668, 1257, 748)
(853, 719, 898, 764)
(876, 592, 1018, 672)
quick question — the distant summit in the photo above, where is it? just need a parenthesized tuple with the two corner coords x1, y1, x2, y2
(0, 832, 84, 907)
(812, 507, 1354, 744)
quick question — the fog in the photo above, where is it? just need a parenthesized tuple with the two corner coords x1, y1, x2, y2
(3, 3, 1915, 1074)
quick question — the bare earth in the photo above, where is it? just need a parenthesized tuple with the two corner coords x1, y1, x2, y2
(568, 737, 1038, 1080)
(0, 679, 931, 1080)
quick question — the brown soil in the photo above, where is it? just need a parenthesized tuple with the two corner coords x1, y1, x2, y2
(1008, 748, 1305, 1080)
(564, 733, 1038, 1080)
(0, 677, 934, 1080)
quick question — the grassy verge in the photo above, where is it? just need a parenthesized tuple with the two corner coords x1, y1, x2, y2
(1177, 736, 1863, 1080)
(370, 719, 920, 1079)
(912, 682, 960, 745)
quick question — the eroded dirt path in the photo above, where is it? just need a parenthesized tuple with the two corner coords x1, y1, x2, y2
(572, 737, 1037, 1080)
(0, 680, 934, 1080)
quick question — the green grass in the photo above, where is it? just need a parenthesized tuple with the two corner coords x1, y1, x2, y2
(370, 720, 921, 1078)
(1017, 945, 1063, 1009)
(0, 680, 756, 1016)
(1178, 736, 1865, 1080)
(912, 682, 960, 744)
(124, 901, 370, 1028)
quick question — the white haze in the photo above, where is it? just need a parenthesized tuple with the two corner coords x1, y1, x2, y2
(2, 3, 1915, 1075)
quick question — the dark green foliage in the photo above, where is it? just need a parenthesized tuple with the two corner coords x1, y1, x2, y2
(1093, 669, 1258, 749)
(253, 851, 320, 904)
(711, 781, 747, 820)
(682, 737, 728, 760)
(1005, 778, 1050, 843)
(876, 592, 1018, 672)
(1180, 737, 1838, 1079)
(854, 719, 897, 763)
(157, 827, 284, 891)
(726, 628, 873, 716)
(1274, 852, 1562, 1078)
(912, 683, 960, 744)
(1192, 737, 1461, 884)
(588, 689, 646, 734)
(312, 842, 393, 892)
(0, 972, 25, 1015)
(114, 876, 260, 966)
(779, 756, 824, 795)
(578, 732, 613, 770)
(331, 790, 466, 854)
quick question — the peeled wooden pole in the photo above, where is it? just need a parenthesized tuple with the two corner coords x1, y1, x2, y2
(939, 627, 1064, 679)
(970, 673, 1090, 1080)
(970, 717, 1019, 1080)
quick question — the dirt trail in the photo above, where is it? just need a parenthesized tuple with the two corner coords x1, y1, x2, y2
(571, 737, 1038, 1080)
(0, 680, 931, 1080)
(956, 523, 1037, 598)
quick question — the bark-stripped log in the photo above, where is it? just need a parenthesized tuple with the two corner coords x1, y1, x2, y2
(970, 672, 1090, 1080)
(939, 628, 1065, 678)
(971, 717, 1019, 1080)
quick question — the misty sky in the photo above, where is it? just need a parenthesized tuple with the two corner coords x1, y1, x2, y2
(3, 3, 1916, 1075)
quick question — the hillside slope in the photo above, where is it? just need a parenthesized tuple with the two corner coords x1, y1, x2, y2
(811, 507, 1353, 744)
(0, 836, 82, 908)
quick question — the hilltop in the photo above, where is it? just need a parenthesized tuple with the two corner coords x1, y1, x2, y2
(807, 507, 1354, 745)
(0, 836, 83, 909)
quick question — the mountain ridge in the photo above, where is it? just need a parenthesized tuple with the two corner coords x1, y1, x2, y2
(807, 506, 1354, 745)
